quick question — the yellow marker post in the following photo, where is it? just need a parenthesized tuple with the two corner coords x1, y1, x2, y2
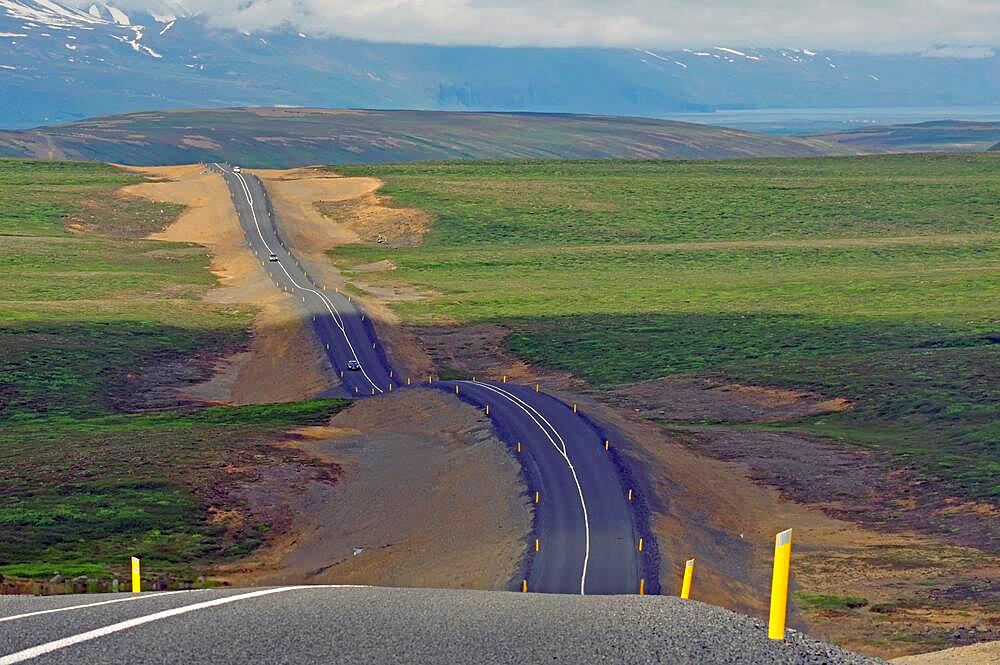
(680, 559, 695, 600)
(768, 529, 793, 640)
(638, 537, 644, 552)
(502, 375, 507, 384)
(534, 491, 540, 504)
(130, 557, 140, 593)
(572, 403, 578, 414)
(628, 489, 633, 502)
(516, 441, 522, 453)
(522, 580, 528, 593)
(407, 377, 412, 386)
(639, 579, 645, 596)
(535, 383, 540, 393)
(485, 404, 490, 416)
(604, 440, 610, 451)
(535, 539, 540, 552)
(428, 375, 433, 384)
(455, 385, 460, 394)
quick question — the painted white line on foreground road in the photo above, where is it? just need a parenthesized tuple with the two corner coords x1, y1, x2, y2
(465, 381, 591, 595)
(0, 586, 366, 664)
(0, 591, 195, 624)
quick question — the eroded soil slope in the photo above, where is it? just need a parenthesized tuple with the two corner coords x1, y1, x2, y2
(222, 389, 531, 590)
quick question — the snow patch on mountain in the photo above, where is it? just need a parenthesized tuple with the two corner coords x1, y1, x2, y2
(0, 0, 105, 27)
(103, 4, 128, 25)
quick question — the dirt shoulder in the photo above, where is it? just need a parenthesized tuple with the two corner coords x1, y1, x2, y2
(893, 640, 1000, 664)
(220, 388, 530, 590)
(121, 164, 337, 403)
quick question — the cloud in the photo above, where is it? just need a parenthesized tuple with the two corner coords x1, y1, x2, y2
(67, 0, 1000, 51)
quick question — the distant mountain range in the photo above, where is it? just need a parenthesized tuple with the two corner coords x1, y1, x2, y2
(2, 1, 1000, 129)
(0, 108, 854, 167)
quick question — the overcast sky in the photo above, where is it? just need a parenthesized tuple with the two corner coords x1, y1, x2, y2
(73, 0, 1000, 52)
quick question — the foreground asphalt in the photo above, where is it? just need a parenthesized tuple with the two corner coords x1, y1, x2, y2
(214, 164, 648, 595)
(0, 587, 884, 664)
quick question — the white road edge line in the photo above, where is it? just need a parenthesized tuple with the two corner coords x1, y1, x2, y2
(213, 164, 384, 394)
(0, 586, 365, 665)
(0, 591, 196, 624)
(464, 381, 591, 595)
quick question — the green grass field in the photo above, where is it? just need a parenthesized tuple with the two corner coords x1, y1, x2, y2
(0, 160, 346, 580)
(330, 155, 1000, 500)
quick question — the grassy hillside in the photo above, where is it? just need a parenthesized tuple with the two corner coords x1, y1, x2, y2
(814, 121, 1000, 153)
(0, 160, 346, 581)
(330, 155, 1000, 503)
(0, 108, 849, 168)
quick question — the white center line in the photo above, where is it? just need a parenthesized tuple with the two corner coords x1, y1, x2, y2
(466, 381, 591, 595)
(0, 591, 195, 624)
(213, 163, 384, 394)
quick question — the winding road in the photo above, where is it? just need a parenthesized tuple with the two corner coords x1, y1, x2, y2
(215, 164, 647, 595)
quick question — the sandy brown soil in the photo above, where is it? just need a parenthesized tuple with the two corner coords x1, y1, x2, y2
(612, 376, 851, 423)
(121, 164, 337, 403)
(220, 389, 530, 590)
(893, 640, 1000, 664)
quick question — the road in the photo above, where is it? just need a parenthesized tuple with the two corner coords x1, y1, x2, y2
(0, 587, 882, 664)
(214, 164, 647, 595)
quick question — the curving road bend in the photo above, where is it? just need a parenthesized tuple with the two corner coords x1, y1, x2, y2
(213, 163, 646, 595)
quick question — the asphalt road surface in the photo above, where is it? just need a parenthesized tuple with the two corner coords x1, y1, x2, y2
(0, 587, 883, 665)
(214, 164, 647, 595)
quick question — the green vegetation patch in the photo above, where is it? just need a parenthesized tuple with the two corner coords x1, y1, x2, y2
(795, 593, 870, 611)
(0, 401, 345, 578)
(0, 159, 347, 579)
(330, 155, 1000, 500)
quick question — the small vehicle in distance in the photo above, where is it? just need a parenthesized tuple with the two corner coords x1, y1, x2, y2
(347, 360, 361, 371)
(268, 253, 279, 262)
(233, 166, 242, 173)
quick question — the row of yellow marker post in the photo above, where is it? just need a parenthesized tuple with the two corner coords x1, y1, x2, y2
(495, 385, 797, 642)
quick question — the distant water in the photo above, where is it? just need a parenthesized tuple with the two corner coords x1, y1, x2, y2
(659, 105, 1000, 136)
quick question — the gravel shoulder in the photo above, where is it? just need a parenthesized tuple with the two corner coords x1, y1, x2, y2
(220, 389, 531, 591)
